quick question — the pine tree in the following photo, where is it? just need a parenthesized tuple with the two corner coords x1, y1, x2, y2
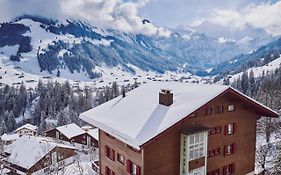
(0, 120, 7, 135)
(6, 111, 17, 132)
(271, 143, 281, 174)
(39, 114, 47, 135)
(241, 71, 249, 94)
(57, 109, 68, 126)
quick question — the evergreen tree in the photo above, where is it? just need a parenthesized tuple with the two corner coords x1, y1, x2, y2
(57, 109, 68, 126)
(6, 111, 16, 132)
(271, 143, 281, 174)
(241, 71, 249, 94)
(0, 120, 7, 135)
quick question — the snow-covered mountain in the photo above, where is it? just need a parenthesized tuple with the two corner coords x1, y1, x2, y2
(210, 38, 281, 77)
(0, 15, 269, 82)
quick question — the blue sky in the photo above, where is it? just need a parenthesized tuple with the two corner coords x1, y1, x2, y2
(139, 0, 278, 28)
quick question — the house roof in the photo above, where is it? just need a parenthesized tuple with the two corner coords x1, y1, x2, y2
(87, 128, 99, 141)
(80, 82, 279, 150)
(1, 133, 19, 142)
(5, 136, 75, 169)
(56, 123, 86, 139)
(15, 123, 38, 132)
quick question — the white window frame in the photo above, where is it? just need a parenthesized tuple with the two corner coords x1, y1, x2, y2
(228, 105, 235, 112)
(227, 123, 234, 135)
(189, 133, 205, 161)
(189, 166, 205, 175)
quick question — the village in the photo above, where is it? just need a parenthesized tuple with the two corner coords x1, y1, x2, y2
(0, 123, 99, 174)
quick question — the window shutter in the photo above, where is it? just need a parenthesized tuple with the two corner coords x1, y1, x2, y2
(224, 125, 227, 135)
(105, 166, 109, 175)
(233, 123, 236, 134)
(231, 163, 235, 173)
(223, 146, 226, 156)
(223, 166, 226, 175)
(105, 145, 109, 157)
(112, 149, 115, 161)
(136, 165, 141, 175)
(127, 160, 131, 173)
(232, 143, 235, 154)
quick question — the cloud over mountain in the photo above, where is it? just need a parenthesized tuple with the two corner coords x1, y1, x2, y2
(0, 0, 170, 36)
(199, 1, 281, 36)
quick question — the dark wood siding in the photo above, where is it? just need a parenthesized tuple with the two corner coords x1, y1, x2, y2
(143, 92, 257, 175)
(99, 130, 142, 175)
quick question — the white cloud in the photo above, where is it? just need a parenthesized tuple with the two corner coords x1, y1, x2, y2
(0, 0, 170, 37)
(210, 9, 246, 30)
(244, 1, 281, 36)
(195, 1, 281, 36)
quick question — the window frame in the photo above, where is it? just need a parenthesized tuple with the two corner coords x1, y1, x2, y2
(227, 105, 235, 112)
(189, 133, 205, 161)
(117, 153, 125, 165)
(224, 144, 234, 156)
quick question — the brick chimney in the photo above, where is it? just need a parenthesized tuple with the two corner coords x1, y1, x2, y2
(159, 89, 173, 106)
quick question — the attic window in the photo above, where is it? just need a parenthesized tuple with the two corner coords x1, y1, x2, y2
(228, 105, 235, 112)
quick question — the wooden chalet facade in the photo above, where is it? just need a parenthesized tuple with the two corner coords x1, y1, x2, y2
(80, 82, 279, 175)
(15, 123, 38, 136)
(45, 123, 98, 147)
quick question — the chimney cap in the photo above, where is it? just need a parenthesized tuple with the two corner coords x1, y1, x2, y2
(160, 89, 172, 94)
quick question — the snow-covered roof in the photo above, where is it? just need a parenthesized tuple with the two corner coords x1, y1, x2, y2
(1, 133, 19, 142)
(81, 82, 278, 149)
(87, 128, 99, 141)
(15, 123, 38, 132)
(80, 82, 230, 149)
(5, 136, 75, 169)
(56, 123, 86, 139)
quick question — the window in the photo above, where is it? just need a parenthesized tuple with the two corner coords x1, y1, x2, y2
(205, 108, 212, 115)
(190, 166, 205, 175)
(223, 163, 234, 175)
(216, 106, 224, 113)
(105, 145, 115, 161)
(126, 160, 141, 175)
(228, 105, 235, 112)
(208, 169, 220, 175)
(209, 126, 221, 135)
(225, 123, 235, 135)
(189, 133, 205, 160)
(117, 153, 125, 164)
(224, 144, 234, 156)
(105, 166, 115, 175)
(208, 148, 220, 158)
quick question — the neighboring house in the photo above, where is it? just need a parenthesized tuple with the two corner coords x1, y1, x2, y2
(0, 133, 19, 145)
(45, 123, 98, 147)
(3, 135, 76, 174)
(80, 82, 279, 175)
(83, 127, 99, 148)
(15, 123, 38, 136)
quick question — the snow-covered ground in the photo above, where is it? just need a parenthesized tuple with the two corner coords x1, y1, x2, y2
(229, 55, 281, 82)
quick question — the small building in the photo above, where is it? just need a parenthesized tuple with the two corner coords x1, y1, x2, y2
(0, 133, 19, 145)
(15, 123, 38, 136)
(3, 135, 76, 174)
(45, 123, 98, 147)
(80, 82, 279, 175)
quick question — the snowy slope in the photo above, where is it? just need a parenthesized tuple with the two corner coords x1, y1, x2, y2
(229, 55, 281, 82)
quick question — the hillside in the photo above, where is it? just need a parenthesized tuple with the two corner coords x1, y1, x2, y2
(0, 15, 267, 82)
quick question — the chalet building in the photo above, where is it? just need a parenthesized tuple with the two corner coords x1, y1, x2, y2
(15, 123, 38, 136)
(0, 133, 19, 145)
(80, 82, 279, 175)
(45, 123, 98, 147)
(3, 135, 76, 174)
